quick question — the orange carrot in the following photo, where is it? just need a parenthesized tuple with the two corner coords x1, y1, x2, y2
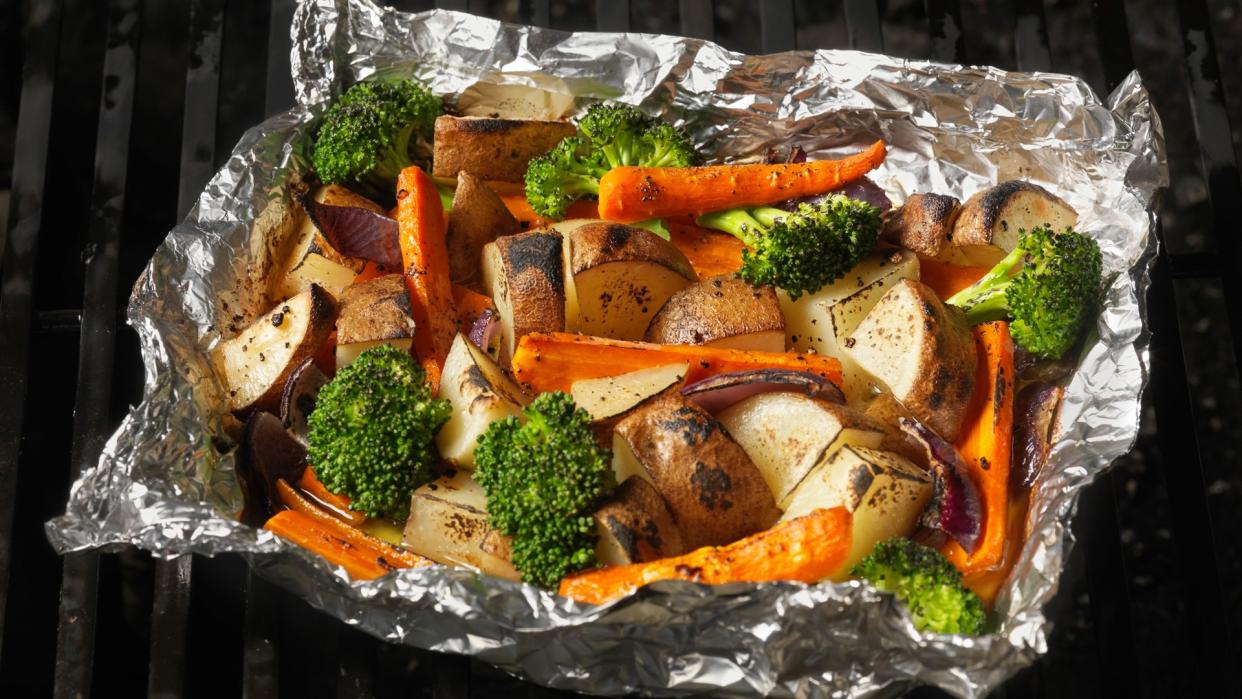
(353, 259, 388, 284)
(963, 490, 1030, 606)
(499, 194, 600, 228)
(313, 330, 337, 378)
(452, 283, 494, 336)
(597, 140, 887, 222)
(941, 321, 1014, 575)
(919, 259, 990, 300)
(264, 509, 429, 580)
(559, 507, 852, 604)
(297, 468, 366, 527)
(512, 332, 842, 395)
(396, 166, 457, 389)
(668, 218, 745, 278)
(274, 479, 428, 568)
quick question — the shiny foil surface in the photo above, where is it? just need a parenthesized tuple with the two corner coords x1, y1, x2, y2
(46, 1, 1167, 696)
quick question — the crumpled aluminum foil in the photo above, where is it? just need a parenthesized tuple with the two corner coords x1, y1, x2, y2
(46, 1, 1167, 696)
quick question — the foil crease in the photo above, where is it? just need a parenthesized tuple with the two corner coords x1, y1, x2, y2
(46, 1, 1167, 696)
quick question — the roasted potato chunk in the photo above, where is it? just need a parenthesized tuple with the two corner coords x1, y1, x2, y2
(334, 274, 416, 368)
(446, 172, 520, 289)
(948, 181, 1077, 265)
(882, 193, 961, 259)
(594, 478, 686, 565)
(645, 275, 785, 352)
(432, 115, 577, 183)
(482, 229, 566, 364)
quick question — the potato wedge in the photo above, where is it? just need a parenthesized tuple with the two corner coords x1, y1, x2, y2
(612, 395, 779, 549)
(571, 362, 688, 447)
(716, 392, 887, 507)
(779, 248, 919, 400)
(594, 478, 685, 566)
(432, 115, 577, 183)
(276, 184, 387, 299)
(644, 275, 784, 352)
(482, 229, 565, 364)
(402, 470, 521, 581)
(780, 445, 931, 579)
(948, 181, 1077, 265)
(566, 222, 696, 340)
(214, 285, 338, 414)
(436, 334, 528, 468)
(446, 172, 521, 289)
(881, 193, 960, 259)
(333, 274, 416, 368)
(845, 279, 976, 441)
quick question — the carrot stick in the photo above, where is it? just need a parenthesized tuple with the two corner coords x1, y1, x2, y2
(597, 140, 887, 223)
(353, 259, 388, 285)
(962, 490, 1030, 607)
(273, 479, 429, 570)
(919, 259, 990, 300)
(452, 284, 494, 336)
(512, 332, 842, 395)
(396, 165, 457, 390)
(265, 510, 392, 579)
(941, 321, 1014, 574)
(558, 507, 852, 604)
(499, 194, 600, 228)
(297, 468, 366, 527)
(668, 218, 745, 278)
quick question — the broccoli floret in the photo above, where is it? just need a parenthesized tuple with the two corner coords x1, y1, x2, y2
(696, 194, 882, 300)
(946, 226, 1103, 359)
(306, 345, 450, 520)
(523, 104, 699, 219)
(311, 78, 441, 204)
(852, 538, 986, 635)
(473, 392, 615, 588)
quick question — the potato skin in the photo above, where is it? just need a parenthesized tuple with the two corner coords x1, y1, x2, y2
(432, 116, 577, 183)
(614, 395, 780, 549)
(446, 172, 521, 289)
(644, 275, 783, 346)
(881, 193, 961, 258)
(952, 181, 1076, 248)
(569, 222, 695, 278)
(335, 274, 415, 345)
(594, 478, 686, 564)
(484, 229, 565, 362)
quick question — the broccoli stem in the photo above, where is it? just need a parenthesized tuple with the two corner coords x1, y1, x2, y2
(945, 244, 1027, 308)
(695, 208, 767, 247)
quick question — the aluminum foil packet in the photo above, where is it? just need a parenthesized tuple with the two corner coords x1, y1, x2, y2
(46, 0, 1167, 695)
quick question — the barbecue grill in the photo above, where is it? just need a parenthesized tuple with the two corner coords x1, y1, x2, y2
(1, 0, 1239, 696)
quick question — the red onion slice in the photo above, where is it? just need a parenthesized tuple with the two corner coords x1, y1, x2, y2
(900, 417, 983, 554)
(302, 196, 403, 270)
(681, 368, 844, 414)
(468, 308, 499, 354)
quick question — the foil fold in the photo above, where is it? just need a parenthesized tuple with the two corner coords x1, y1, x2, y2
(47, 1, 1167, 696)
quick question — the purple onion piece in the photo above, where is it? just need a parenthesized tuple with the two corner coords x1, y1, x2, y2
(302, 196, 403, 270)
(681, 368, 844, 414)
(763, 145, 808, 164)
(774, 176, 892, 213)
(468, 308, 499, 353)
(900, 417, 983, 555)
(238, 411, 308, 526)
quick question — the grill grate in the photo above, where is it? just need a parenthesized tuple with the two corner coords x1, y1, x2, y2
(2, 1, 1240, 696)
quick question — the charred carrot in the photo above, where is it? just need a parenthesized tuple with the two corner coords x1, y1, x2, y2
(511, 332, 842, 395)
(265, 510, 392, 579)
(941, 321, 1014, 575)
(273, 479, 429, 570)
(452, 283, 494, 336)
(499, 194, 600, 228)
(297, 468, 366, 527)
(559, 507, 852, 604)
(596, 140, 887, 222)
(668, 218, 745, 278)
(962, 490, 1030, 606)
(396, 166, 457, 390)
(919, 259, 990, 300)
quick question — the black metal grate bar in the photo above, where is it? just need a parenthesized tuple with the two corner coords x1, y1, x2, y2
(595, 0, 630, 32)
(242, 571, 281, 699)
(51, 1, 142, 696)
(265, 0, 298, 119)
(530, 0, 550, 28)
(177, 0, 225, 218)
(678, 0, 714, 40)
(758, 0, 795, 53)
(842, 0, 883, 53)
(148, 555, 193, 698)
(923, 0, 964, 63)
(0, 0, 62, 664)
(1012, 0, 1052, 73)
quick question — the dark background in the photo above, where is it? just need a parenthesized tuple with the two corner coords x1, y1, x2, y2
(1, 0, 1240, 697)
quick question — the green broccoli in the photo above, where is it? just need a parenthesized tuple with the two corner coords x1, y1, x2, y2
(311, 78, 441, 204)
(306, 345, 450, 520)
(473, 392, 615, 588)
(946, 226, 1103, 359)
(852, 538, 986, 635)
(695, 194, 882, 300)
(523, 103, 699, 219)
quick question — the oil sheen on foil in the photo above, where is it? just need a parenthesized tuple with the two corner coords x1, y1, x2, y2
(45, 1, 1168, 696)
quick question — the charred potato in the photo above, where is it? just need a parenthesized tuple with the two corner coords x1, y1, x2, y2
(214, 284, 338, 414)
(844, 279, 976, 442)
(612, 395, 780, 549)
(948, 181, 1077, 265)
(334, 274, 416, 367)
(436, 334, 528, 468)
(565, 222, 696, 340)
(402, 470, 521, 581)
(446, 172, 520, 289)
(482, 229, 565, 364)
(716, 392, 887, 507)
(432, 115, 577, 183)
(570, 362, 688, 447)
(882, 193, 960, 259)
(594, 478, 686, 565)
(644, 275, 785, 352)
